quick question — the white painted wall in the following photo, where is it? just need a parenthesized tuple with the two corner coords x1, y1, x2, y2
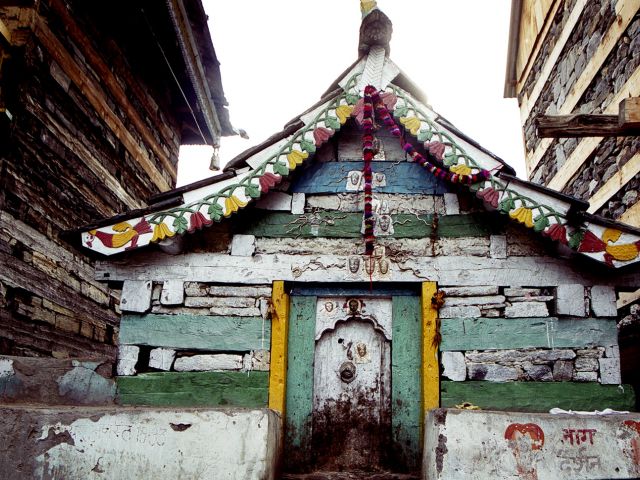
(424, 409, 640, 479)
(31, 408, 280, 480)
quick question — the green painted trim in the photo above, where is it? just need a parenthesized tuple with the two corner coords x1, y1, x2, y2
(391, 296, 423, 471)
(120, 314, 270, 351)
(440, 317, 617, 351)
(116, 371, 268, 407)
(239, 212, 500, 239)
(441, 381, 635, 412)
(284, 295, 317, 471)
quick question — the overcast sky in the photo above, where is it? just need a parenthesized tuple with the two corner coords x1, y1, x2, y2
(177, 0, 525, 186)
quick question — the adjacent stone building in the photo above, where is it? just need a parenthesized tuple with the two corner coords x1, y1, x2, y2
(504, 0, 639, 224)
(0, 0, 234, 360)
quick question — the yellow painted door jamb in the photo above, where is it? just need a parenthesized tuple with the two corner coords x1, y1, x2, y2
(421, 282, 440, 414)
(268, 280, 289, 415)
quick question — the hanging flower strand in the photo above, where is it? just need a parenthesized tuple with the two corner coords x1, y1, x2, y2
(362, 85, 377, 255)
(366, 87, 492, 185)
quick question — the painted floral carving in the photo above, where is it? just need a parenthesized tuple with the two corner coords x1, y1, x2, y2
(476, 187, 500, 208)
(424, 141, 446, 161)
(259, 172, 281, 193)
(151, 222, 174, 242)
(399, 116, 421, 135)
(313, 127, 334, 146)
(188, 211, 212, 232)
(542, 223, 567, 244)
(336, 105, 354, 124)
(287, 150, 308, 170)
(509, 207, 534, 228)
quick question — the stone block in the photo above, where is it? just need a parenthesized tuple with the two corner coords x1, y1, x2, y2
(466, 349, 575, 364)
(442, 352, 466, 381)
(524, 363, 553, 381)
(556, 284, 587, 317)
(504, 302, 549, 318)
(467, 363, 519, 382)
(184, 282, 208, 297)
(208, 286, 272, 298)
(174, 354, 244, 372)
(599, 358, 621, 385)
(440, 286, 499, 297)
(552, 360, 574, 381)
(576, 348, 605, 358)
(490, 235, 507, 259)
(481, 308, 502, 318)
(291, 192, 306, 214)
(117, 345, 139, 376)
(605, 345, 620, 359)
(160, 280, 184, 306)
(185, 296, 256, 308)
(575, 357, 599, 372)
(445, 295, 506, 307)
(508, 296, 554, 303)
(244, 350, 270, 372)
(503, 288, 542, 297)
(439, 306, 481, 319)
(590, 285, 617, 317)
(231, 234, 256, 257)
(120, 280, 152, 313)
(574, 371, 598, 382)
(148, 348, 175, 371)
(443, 193, 460, 215)
(255, 191, 292, 211)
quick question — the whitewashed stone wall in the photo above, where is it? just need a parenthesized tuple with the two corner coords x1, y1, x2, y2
(117, 282, 272, 376)
(439, 284, 621, 385)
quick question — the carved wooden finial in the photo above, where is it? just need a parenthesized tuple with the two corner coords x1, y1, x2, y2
(358, 5, 392, 56)
(360, 0, 378, 18)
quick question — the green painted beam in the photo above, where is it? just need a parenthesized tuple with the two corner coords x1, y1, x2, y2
(284, 295, 317, 471)
(116, 371, 268, 407)
(238, 212, 499, 239)
(441, 381, 635, 412)
(440, 317, 617, 351)
(120, 314, 270, 351)
(391, 296, 423, 472)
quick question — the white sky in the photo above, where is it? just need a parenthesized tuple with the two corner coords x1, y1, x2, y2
(177, 0, 525, 186)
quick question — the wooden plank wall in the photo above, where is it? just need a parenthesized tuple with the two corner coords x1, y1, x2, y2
(0, 0, 185, 360)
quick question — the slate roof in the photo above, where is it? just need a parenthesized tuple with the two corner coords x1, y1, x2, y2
(77, 5, 640, 269)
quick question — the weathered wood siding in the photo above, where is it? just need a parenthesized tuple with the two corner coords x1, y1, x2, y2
(514, 0, 640, 223)
(0, 0, 186, 360)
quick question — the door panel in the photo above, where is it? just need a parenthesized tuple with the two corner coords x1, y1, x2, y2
(312, 298, 392, 472)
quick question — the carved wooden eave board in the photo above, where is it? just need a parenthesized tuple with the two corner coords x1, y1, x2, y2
(79, 17, 640, 269)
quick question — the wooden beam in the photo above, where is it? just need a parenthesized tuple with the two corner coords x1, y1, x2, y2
(0, 18, 11, 45)
(33, 16, 172, 192)
(620, 199, 640, 227)
(618, 288, 640, 309)
(525, 0, 640, 175)
(536, 98, 640, 137)
(47, 0, 178, 177)
(519, 0, 588, 124)
(421, 282, 439, 413)
(515, 0, 561, 93)
(441, 381, 635, 412)
(96, 253, 640, 287)
(587, 152, 640, 213)
(620, 97, 640, 127)
(546, 66, 640, 190)
(268, 281, 289, 415)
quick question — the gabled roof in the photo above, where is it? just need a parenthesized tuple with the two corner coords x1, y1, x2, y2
(77, 5, 640, 269)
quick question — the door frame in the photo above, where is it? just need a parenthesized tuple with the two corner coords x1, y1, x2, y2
(268, 281, 440, 472)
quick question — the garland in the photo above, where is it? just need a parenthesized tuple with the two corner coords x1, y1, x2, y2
(362, 86, 377, 255)
(360, 85, 491, 254)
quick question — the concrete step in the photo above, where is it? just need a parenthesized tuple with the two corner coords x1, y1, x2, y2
(280, 472, 420, 480)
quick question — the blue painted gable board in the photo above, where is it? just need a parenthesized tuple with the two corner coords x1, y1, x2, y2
(291, 161, 450, 194)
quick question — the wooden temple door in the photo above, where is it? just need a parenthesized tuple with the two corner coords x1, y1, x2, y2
(311, 297, 392, 472)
